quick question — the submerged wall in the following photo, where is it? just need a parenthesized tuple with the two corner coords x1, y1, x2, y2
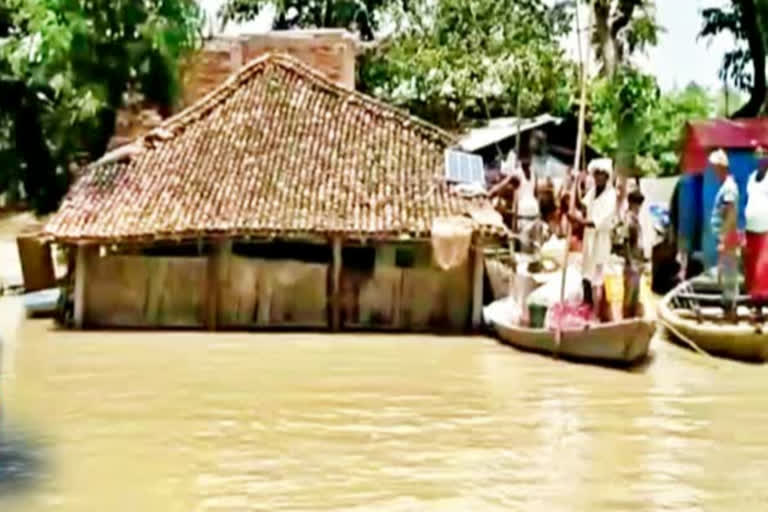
(341, 245, 472, 331)
(217, 256, 328, 328)
(79, 241, 473, 332)
(84, 254, 209, 328)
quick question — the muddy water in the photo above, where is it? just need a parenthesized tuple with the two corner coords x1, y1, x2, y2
(1, 299, 768, 511)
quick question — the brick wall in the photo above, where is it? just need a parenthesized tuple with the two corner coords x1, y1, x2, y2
(179, 37, 242, 108)
(109, 29, 358, 150)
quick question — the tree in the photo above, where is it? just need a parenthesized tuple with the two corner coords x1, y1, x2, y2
(357, 0, 574, 131)
(590, 79, 714, 177)
(699, 0, 768, 117)
(587, 0, 659, 178)
(590, 0, 658, 77)
(217, 0, 402, 41)
(715, 86, 749, 118)
(0, 0, 203, 213)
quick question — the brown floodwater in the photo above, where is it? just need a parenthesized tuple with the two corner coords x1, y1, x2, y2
(0, 296, 767, 511)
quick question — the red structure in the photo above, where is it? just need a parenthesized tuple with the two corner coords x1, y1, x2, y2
(682, 119, 768, 173)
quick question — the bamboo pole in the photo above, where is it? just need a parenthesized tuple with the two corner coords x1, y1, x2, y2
(472, 244, 484, 329)
(509, 70, 523, 296)
(511, 69, 523, 238)
(556, 1, 592, 349)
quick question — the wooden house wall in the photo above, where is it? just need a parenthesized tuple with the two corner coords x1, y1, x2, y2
(217, 255, 328, 328)
(340, 244, 472, 331)
(84, 254, 208, 328)
(80, 241, 473, 332)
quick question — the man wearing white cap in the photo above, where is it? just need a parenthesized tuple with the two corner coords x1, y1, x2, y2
(709, 148, 740, 321)
(570, 158, 617, 315)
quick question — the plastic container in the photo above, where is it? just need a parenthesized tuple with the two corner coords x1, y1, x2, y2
(529, 304, 548, 328)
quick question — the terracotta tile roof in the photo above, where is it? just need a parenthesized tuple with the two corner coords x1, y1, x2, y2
(45, 53, 498, 243)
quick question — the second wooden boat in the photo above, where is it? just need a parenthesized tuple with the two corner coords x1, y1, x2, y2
(23, 288, 61, 318)
(658, 277, 768, 362)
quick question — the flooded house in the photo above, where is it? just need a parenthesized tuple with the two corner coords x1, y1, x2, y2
(43, 53, 502, 332)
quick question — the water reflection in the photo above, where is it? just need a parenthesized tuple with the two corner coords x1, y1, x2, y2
(0, 430, 46, 492)
(1, 301, 768, 511)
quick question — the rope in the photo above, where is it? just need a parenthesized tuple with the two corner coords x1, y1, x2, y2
(657, 317, 717, 362)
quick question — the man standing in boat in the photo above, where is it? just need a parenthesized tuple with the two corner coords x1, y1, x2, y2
(569, 158, 617, 318)
(709, 149, 740, 322)
(744, 145, 768, 323)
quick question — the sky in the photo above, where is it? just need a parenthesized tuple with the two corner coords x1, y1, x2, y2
(646, 0, 733, 91)
(201, 0, 736, 92)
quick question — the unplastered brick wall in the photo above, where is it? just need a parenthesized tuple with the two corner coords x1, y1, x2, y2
(239, 30, 356, 91)
(109, 29, 358, 150)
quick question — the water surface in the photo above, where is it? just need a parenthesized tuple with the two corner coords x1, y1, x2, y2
(1, 298, 766, 511)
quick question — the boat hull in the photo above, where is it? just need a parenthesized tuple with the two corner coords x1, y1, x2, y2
(658, 283, 768, 362)
(23, 288, 60, 318)
(489, 317, 654, 365)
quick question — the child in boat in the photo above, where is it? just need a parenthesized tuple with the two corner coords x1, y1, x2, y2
(621, 181, 646, 318)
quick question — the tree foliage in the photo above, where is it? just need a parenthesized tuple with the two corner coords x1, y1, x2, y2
(0, 0, 203, 213)
(218, 0, 402, 40)
(590, 77, 713, 177)
(357, 0, 574, 131)
(699, 0, 768, 117)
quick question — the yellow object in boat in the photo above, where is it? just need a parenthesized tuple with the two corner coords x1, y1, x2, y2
(604, 272, 625, 305)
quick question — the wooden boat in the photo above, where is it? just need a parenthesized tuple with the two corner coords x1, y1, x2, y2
(658, 277, 768, 362)
(23, 287, 60, 318)
(481, 12, 660, 367)
(485, 308, 654, 365)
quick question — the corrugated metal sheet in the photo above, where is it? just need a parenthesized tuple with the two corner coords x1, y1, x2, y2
(458, 114, 563, 153)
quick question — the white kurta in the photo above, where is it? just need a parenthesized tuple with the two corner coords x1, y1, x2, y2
(582, 185, 617, 283)
(746, 170, 768, 233)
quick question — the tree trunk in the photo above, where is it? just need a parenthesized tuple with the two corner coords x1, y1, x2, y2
(592, 1, 614, 76)
(591, 0, 642, 179)
(15, 89, 61, 213)
(732, 0, 766, 118)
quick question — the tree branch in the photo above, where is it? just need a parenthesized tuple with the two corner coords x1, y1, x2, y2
(610, 0, 637, 38)
(732, 0, 766, 118)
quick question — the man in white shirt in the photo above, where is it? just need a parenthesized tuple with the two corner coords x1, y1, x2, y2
(569, 158, 617, 316)
(745, 146, 768, 319)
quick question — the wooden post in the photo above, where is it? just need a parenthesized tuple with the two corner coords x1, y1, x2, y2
(331, 236, 342, 331)
(471, 244, 484, 329)
(205, 240, 231, 331)
(257, 275, 272, 326)
(205, 244, 217, 331)
(73, 245, 88, 329)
